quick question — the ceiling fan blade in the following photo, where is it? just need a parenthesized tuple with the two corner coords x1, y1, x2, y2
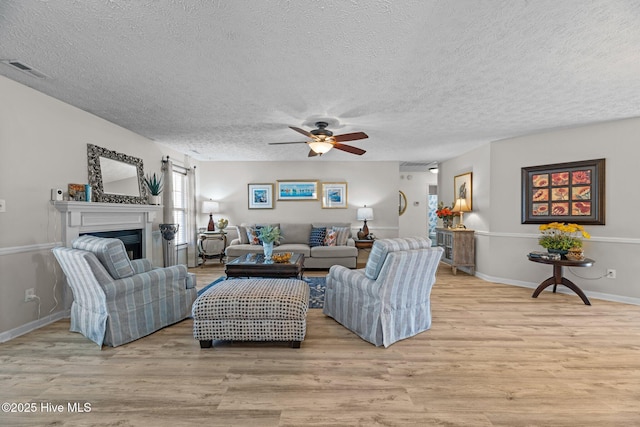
(334, 143, 366, 155)
(268, 141, 307, 145)
(308, 149, 319, 157)
(333, 132, 368, 142)
(289, 126, 315, 138)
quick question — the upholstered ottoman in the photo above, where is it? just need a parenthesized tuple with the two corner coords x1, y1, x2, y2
(192, 278, 310, 348)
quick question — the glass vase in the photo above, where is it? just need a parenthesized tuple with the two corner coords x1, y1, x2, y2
(263, 241, 274, 261)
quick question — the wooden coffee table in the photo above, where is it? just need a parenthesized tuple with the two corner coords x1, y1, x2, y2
(225, 253, 305, 279)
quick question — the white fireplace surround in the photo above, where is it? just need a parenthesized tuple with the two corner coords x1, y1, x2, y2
(53, 201, 161, 257)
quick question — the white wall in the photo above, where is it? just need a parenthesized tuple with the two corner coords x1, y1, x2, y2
(440, 117, 640, 303)
(0, 76, 192, 339)
(399, 171, 437, 238)
(196, 161, 401, 239)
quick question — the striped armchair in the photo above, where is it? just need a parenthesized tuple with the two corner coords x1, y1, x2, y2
(52, 236, 197, 347)
(323, 237, 444, 347)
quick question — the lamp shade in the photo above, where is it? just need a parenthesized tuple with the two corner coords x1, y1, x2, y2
(452, 198, 470, 213)
(308, 141, 333, 154)
(357, 207, 374, 221)
(201, 200, 219, 214)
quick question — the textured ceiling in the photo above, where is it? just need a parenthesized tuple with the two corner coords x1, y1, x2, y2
(1, 1, 640, 163)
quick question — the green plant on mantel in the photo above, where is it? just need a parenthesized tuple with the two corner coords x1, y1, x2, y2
(143, 173, 163, 196)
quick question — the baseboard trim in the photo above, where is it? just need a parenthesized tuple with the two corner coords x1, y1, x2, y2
(0, 310, 70, 343)
(475, 271, 640, 306)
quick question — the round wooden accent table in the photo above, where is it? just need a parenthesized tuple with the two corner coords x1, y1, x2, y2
(528, 255, 595, 305)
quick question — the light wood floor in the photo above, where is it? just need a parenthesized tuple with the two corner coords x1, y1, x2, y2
(2, 263, 640, 426)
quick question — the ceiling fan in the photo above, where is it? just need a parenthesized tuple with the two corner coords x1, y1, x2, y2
(269, 121, 368, 157)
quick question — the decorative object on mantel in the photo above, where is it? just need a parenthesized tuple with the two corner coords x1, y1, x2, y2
(87, 144, 148, 204)
(538, 222, 590, 259)
(160, 156, 178, 266)
(144, 173, 163, 205)
(202, 200, 219, 231)
(68, 183, 86, 201)
(356, 206, 374, 240)
(436, 201, 455, 229)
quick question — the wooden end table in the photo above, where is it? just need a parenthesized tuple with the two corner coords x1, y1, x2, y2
(225, 253, 304, 279)
(528, 255, 594, 305)
(198, 231, 227, 267)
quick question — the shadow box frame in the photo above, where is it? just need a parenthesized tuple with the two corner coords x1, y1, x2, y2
(521, 158, 605, 225)
(247, 183, 274, 209)
(321, 182, 348, 209)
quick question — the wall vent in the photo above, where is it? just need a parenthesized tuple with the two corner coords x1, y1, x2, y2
(1, 60, 48, 79)
(400, 161, 437, 172)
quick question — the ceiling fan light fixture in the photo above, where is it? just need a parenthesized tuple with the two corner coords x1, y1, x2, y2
(308, 141, 333, 154)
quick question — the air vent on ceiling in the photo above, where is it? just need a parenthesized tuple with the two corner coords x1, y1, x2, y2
(1, 60, 48, 79)
(400, 161, 437, 172)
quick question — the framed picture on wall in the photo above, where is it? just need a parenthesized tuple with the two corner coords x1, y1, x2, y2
(453, 172, 472, 210)
(321, 182, 348, 208)
(248, 183, 274, 209)
(521, 158, 605, 224)
(276, 180, 318, 201)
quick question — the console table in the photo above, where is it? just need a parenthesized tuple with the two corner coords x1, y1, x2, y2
(528, 255, 594, 305)
(436, 228, 475, 275)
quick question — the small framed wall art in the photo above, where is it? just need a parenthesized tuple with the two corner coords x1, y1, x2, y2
(247, 183, 274, 209)
(521, 158, 605, 224)
(321, 182, 348, 208)
(454, 172, 472, 210)
(277, 180, 318, 201)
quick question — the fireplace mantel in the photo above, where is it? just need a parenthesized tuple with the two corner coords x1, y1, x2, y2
(53, 201, 161, 258)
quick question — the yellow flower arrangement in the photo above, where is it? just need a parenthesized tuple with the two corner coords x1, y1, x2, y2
(538, 222, 590, 251)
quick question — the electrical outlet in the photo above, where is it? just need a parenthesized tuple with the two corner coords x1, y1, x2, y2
(25, 288, 36, 302)
(606, 269, 616, 279)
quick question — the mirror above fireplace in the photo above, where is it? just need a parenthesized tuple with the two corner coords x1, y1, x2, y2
(87, 143, 148, 204)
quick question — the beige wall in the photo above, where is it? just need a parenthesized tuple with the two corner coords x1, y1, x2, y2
(196, 161, 401, 239)
(0, 76, 189, 339)
(399, 171, 437, 238)
(440, 117, 640, 303)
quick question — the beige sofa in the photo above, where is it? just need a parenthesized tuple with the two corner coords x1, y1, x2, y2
(225, 223, 357, 269)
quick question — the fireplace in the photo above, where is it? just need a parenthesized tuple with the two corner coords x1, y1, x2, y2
(81, 229, 143, 260)
(53, 201, 161, 259)
(54, 201, 162, 309)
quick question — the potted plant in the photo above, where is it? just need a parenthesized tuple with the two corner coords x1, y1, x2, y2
(258, 225, 282, 261)
(144, 173, 163, 205)
(538, 222, 590, 258)
(436, 201, 455, 228)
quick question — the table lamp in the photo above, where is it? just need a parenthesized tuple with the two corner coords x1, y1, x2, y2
(452, 198, 471, 229)
(202, 200, 219, 231)
(356, 206, 374, 239)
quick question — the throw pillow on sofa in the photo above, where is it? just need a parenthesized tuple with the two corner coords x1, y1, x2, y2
(309, 227, 326, 247)
(324, 229, 337, 246)
(246, 227, 261, 245)
(236, 225, 250, 244)
(332, 226, 350, 246)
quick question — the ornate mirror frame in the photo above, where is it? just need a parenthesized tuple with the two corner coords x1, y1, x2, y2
(87, 143, 148, 204)
(399, 190, 408, 216)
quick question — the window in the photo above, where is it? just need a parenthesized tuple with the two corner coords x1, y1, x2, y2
(172, 166, 189, 245)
